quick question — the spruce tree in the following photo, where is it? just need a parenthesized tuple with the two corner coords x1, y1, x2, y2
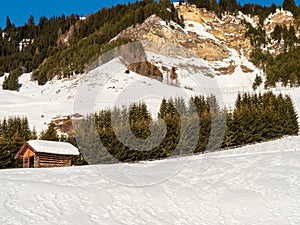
(5, 16, 12, 30)
(158, 98, 168, 119)
(271, 25, 283, 42)
(2, 67, 22, 91)
(283, 0, 297, 14)
(284, 95, 299, 135)
(40, 123, 59, 141)
(252, 74, 263, 90)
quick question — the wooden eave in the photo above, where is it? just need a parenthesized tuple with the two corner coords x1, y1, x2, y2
(15, 144, 36, 159)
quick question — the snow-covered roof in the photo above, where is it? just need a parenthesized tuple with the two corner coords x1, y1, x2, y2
(27, 140, 80, 156)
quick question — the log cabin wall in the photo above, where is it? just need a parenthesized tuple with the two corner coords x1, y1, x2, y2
(35, 153, 72, 168)
(23, 157, 29, 168)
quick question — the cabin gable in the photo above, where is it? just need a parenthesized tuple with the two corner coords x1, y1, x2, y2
(22, 146, 36, 168)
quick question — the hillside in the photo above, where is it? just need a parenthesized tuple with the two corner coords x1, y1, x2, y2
(1, 1, 300, 86)
(2, 2, 300, 132)
(0, 1, 299, 168)
(0, 135, 299, 224)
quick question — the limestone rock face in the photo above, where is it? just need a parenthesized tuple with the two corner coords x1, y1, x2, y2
(117, 14, 230, 61)
(113, 4, 300, 77)
(178, 5, 252, 58)
(262, 9, 300, 55)
(264, 9, 295, 34)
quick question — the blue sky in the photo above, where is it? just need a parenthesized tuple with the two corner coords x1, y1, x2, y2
(0, 0, 135, 28)
(0, 0, 299, 29)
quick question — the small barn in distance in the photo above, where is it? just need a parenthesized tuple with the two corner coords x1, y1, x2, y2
(15, 140, 80, 168)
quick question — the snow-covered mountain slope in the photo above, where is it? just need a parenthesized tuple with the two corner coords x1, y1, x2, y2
(0, 73, 79, 131)
(1, 47, 300, 132)
(0, 50, 260, 132)
(1, 135, 299, 224)
(0, 6, 299, 132)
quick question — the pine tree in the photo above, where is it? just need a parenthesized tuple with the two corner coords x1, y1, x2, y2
(0, 116, 34, 169)
(269, 3, 277, 14)
(27, 15, 35, 26)
(5, 16, 12, 30)
(284, 95, 299, 135)
(40, 123, 59, 141)
(134, 8, 145, 25)
(158, 98, 168, 119)
(2, 67, 22, 91)
(30, 127, 38, 140)
(2, 76, 8, 90)
(252, 74, 263, 90)
(271, 25, 283, 42)
(219, 0, 239, 13)
(283, 0, 297, 15)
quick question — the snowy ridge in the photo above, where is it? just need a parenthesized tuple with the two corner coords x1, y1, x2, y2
(0, 135, 300, 224)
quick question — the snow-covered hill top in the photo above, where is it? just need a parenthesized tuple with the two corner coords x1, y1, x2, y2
(1, 135, 299, 224)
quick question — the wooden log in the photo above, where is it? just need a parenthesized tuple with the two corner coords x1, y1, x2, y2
(36, 153, 71, 167)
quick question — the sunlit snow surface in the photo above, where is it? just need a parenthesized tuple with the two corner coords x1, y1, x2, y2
(0, 136, 300, 224)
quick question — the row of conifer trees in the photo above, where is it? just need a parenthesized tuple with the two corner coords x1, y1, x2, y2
(0, 92, 298, 168)
(75, 92, 299, 164)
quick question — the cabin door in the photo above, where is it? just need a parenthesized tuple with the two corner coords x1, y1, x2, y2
(29, 156, 34, 168)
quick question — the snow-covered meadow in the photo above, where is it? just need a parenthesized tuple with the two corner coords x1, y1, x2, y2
(0, 136, 299, 224)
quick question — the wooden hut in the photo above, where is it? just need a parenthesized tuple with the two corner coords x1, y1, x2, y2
(15, 140, 80, 168)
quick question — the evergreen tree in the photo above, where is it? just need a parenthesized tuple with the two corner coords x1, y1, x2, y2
(252, 74, 263, 90)
(2, 67, 22, 91)
(284, 95, 299, 134)
(271, 25, 283, 42)
(5, 16, 12, 30)
(0, 116, 34, 169)
(219, 0, 239, 13)
(158, 98, 168, 118)
(27, 15, 35, 26)
(266, 47, 300, 87)
(283, 0, 297, 14)
(269, 3, 277, 14)
(40, 123, 59, 141)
